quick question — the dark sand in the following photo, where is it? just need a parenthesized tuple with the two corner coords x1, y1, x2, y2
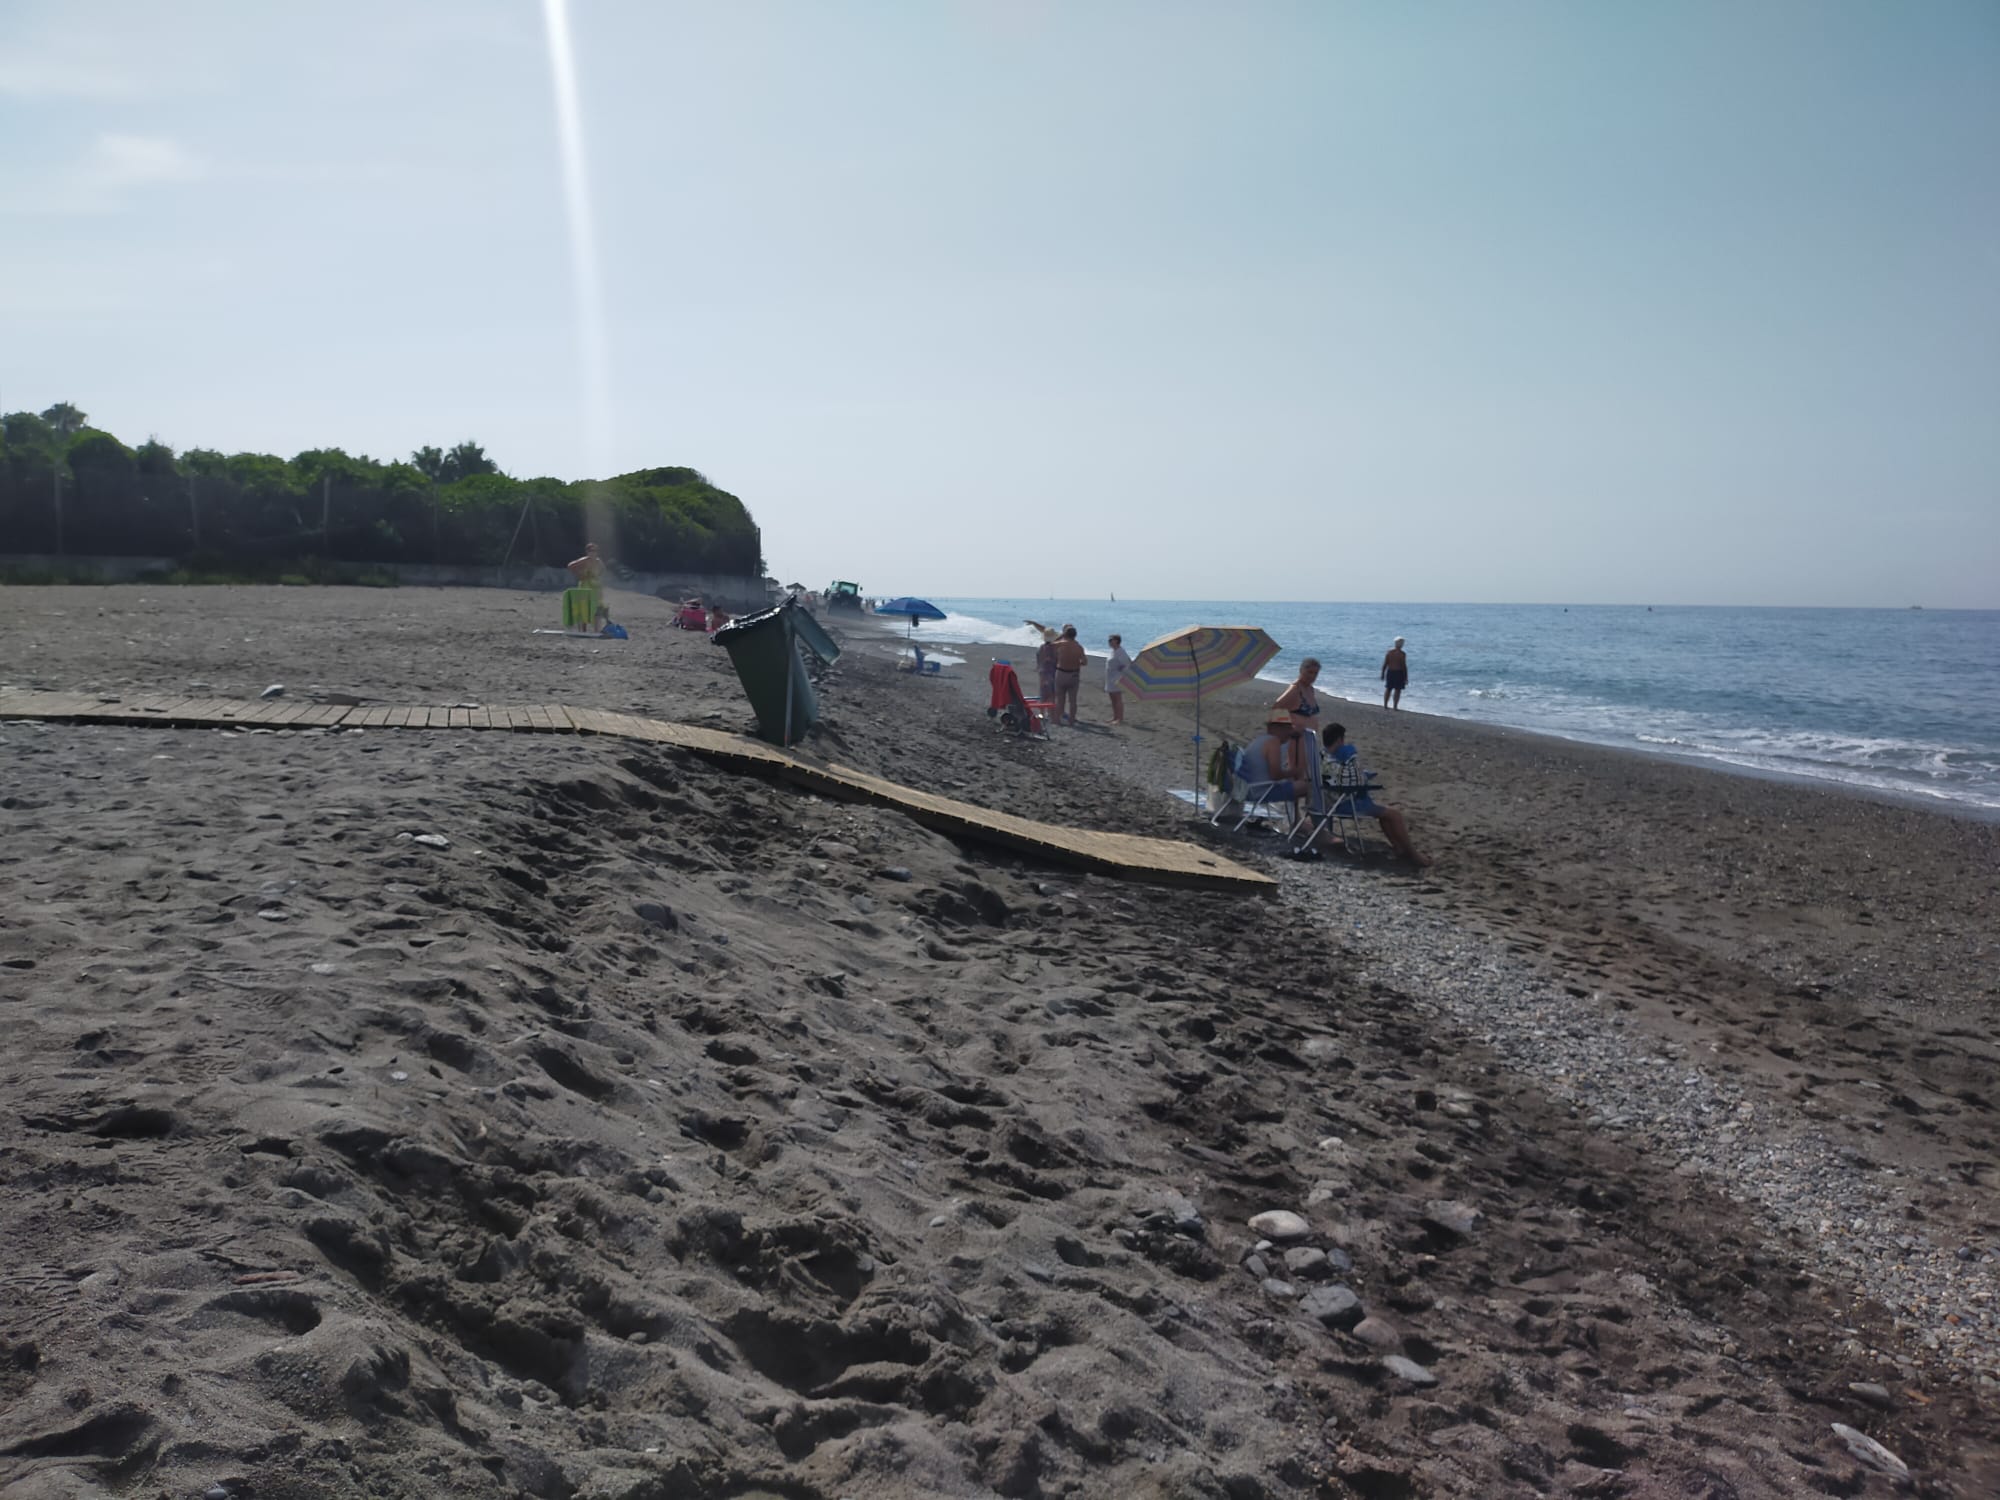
(0, 585, 1994, 1498)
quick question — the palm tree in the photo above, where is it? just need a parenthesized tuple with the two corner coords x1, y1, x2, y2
(443, 441, 496, 482)
(41, 402, 87, 437)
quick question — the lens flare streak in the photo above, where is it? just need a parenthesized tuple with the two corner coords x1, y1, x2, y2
(541, 0, 612, 484)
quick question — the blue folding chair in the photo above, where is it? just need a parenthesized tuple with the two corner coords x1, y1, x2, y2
(1211, 742, 1300, 831)
(1287, 732, 1378, 855)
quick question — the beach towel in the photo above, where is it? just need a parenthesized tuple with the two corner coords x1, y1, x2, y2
(988, 662, 1023, 712)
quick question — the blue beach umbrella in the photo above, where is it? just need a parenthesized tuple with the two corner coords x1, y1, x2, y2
(878, 596, 947, 624)
(1122, 625, 1282, 804)
(876, 596, 948, 659)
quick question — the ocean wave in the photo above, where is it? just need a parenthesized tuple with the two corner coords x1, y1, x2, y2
(1620, 724, 2000, 808)
(916, 612, 1027, 646)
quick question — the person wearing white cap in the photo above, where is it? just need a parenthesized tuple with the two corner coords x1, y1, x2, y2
(1380, 636, 1409, 709)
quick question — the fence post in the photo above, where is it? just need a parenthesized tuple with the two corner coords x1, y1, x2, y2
(52, 464, 62, 555)
(189, 475, 200, 550)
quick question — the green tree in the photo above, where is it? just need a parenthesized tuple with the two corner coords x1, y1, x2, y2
(4, 411, 59, 458)
(136, 438, 179, 477)
(440, 440, 497, 483)
(2, 404, 763, 575)
(40, 402, 87, 438)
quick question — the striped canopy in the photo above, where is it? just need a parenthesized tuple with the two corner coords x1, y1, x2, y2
(1122, 625, 1280, 702)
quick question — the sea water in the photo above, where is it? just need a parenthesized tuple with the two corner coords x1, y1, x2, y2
(916, 599, 2000, 815)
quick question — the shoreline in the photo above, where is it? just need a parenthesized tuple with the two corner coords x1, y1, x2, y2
(843, 611, 2000, 827)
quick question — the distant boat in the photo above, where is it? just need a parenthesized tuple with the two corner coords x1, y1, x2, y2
(1910, 604, 1924, 610)
(1110, 591, 1116, 602)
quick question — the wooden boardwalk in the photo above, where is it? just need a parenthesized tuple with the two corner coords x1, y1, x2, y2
(0, 690, 1274, 894)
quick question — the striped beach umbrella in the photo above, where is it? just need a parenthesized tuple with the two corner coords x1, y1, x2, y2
(1122, 625, 1282, 803)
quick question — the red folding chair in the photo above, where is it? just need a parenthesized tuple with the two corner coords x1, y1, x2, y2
(987, 662, 1051, 738)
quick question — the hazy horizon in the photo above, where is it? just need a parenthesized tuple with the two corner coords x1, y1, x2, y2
(4, 1, 1996, 609)
(923, 596, 1993, 614)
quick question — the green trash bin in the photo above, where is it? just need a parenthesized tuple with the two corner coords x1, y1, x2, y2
(712, 600, 840, 745)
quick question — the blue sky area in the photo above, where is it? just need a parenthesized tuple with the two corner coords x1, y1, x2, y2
(2, 1, 1995, 606)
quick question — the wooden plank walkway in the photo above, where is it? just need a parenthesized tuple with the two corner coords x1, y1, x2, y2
(0, 689, 1273, 894)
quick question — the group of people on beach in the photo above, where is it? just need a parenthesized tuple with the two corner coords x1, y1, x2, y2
(569, 542, 735, 638)
(1033, 628, 1413, 729)
(1025, 624, 1428, 863)
(1034, 625, 1134, 728)
(1261, 656, 1428, 864)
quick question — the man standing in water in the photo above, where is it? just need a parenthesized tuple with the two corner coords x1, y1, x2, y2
(1380, 636, 1409, 709)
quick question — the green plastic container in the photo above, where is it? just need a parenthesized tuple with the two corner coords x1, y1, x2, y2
(713, 600, 841, 745)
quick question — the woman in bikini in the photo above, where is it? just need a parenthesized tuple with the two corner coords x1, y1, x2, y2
(1274, 657, 1324, 730)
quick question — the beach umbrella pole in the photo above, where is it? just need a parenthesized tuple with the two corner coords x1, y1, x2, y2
(1190, 642, 1203, 812)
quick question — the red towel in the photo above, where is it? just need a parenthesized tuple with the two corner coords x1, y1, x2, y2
(988, 662, 1023, 711)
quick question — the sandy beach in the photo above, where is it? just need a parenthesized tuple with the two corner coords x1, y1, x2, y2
(2, 584, 1995, 1498)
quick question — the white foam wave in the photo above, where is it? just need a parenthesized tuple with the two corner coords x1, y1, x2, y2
(915, 612, 1029, 646)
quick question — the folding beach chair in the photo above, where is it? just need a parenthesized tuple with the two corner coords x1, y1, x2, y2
(1211, 742, 1300, 831)
(1287, 731, 1375, 855)
(987, 662, 1051, 738)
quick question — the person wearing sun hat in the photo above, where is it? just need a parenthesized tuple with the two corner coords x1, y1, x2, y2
(1243, 714, 1315, 823)
(1381, 636, 1409, 709)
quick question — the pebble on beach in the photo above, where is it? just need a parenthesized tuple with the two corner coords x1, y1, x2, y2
(1381, 1355, 1438, 1387)
(1248, 1209, 1310, 1242)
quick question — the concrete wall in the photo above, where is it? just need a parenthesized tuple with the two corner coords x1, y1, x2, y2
(0, 554, 774, 610)
(382, 563, 774, 608)
(0, 553, 178, 581)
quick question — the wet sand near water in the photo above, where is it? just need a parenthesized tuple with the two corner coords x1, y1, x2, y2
(0, 585, 1995, 1498)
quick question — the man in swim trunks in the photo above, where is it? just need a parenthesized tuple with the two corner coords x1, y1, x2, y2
(1052, 624, 1088, 726)
(1274, 657, 1324, 728)
(1380, 637, 1408, 709)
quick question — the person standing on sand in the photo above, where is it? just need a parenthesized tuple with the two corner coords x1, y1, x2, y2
(1105, 634, 1133, 724)
(1053, 624, 1087, 726)
(1381, 637, 1409, 709)
(1035, 632, 1059, 706)
(1273, 657, 1324, 729)
(567, 543, 605, 586)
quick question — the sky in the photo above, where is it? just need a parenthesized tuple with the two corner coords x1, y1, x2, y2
(2, 1, 1996, 608)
